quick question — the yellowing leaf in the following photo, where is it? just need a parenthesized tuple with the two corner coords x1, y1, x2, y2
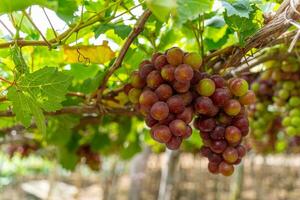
(63, 41, 115, 64)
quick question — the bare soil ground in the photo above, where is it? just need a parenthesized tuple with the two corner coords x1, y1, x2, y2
(2, 154, 300, 200)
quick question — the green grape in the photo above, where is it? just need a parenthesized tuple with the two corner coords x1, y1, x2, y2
(291, 117, 300, 127)
(282, 117, 291, 127)
(289, 96, 300, 107)
(278, 89, 289, 100)
(290, 108, 300, 117)
(286, 126, 297, 136)
(196, 78, 216, 96)
(251, 82, 259, 92)
(283, 81, 295, 90)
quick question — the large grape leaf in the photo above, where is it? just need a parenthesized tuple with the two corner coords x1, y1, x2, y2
(146, 0, 176, 22)
(7, 87, 46, 134)
(0, 0, 49, 14)
(7, 67, 72, 134)
(175, 0, 214, 25)
(222, 0, 253, 18)
(18, 67, 72, 112)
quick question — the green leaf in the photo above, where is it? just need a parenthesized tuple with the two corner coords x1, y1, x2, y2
(0, 0, 49, 14)
(222, 0, 253, 18)
(7, 87, 46, 134)
(224, 5, 261, 45)
(94, 24, 132, 39)
(58, 148, 78, 170)
(175, 0, 214, 25)
(80, 70, 106, 94)
(47, 116, 79, 146)
(18, 67, 72, 112)
(146, 0, 176, 22)
(7, 87, 31, 127)
(56, 0, 78, 23)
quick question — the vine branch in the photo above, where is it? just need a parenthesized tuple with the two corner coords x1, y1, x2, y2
(95, 9, 152, 103)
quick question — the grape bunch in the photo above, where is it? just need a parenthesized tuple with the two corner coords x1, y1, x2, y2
(6, 142, 39, 158)
(77, 145, 101, 171)
(126, 47, 255, 176)
(197, 76, 256, 176)
(126, 47, 201, 150)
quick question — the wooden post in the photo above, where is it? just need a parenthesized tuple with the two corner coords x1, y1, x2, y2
(157, 149, 180, 200)
(128, 146, 151, 200)
(229, 163, 244, 200)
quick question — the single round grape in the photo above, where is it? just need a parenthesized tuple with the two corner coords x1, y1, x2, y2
(210, 126, 225, 140)
(183, 125, 192, 139)
(206, 105, 219, 117)
(124, 84, 133, 95)
(139, 105, 150, 116)
(151, 125, 172, 143)
(139, 63, 155, 79)
(174, 64, 194, 82)
(183, 52, 202, 70)
(150, 101, 169, 121)
(145, 114, 158, 127)
(219, 162, 234, 176)
(155, 84, 173, 101)
(197, 118, 216, 132)
(166, 47, 184, 66)
(169, 119, 187, 136)
(167, 95, 185, 114)
(151, 52, 162, 63)
(236, 145, 246, 158)
(173, 80, 190, 93)
(278, 89, 289, 100)
(139, 60, 151, 68)
(139, 90, 158, 107)
(211, 74, 226, 88)
(222, 147, 238, 163)
(239, 90, 256, 105)
(131, 71, 146, 89)
(211, 88, 231, 107)
(154, 55, 168, 69)
(196, 78, 216, 96)
(176, 107, 193, 123)
(179, 91, 193, 106)
(208, 153, 222, 164)
(128, 88, 142, 103)
(225, 126, 242, 145)
(210, 140, 227, 154)
(166, 136, 182, 150)
(289, 96, 300, 107)
(194, 97, 215, 115)
(208, 162, 219, 174)
(147, 70, 164, 89)
(161, 64, 175, 82)
(233, 116, 249, 134)
(224, 99, 241, 116)
(159, 114, 176, 125)
(218, 112, 233, 125)
(229, 78, 249, 97)
(199, 130, 210, 140)
(200, 146, 212, 157)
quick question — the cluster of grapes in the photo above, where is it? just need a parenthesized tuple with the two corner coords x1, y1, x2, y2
(126, 47, 202, 150)
(77, 145, 101, 171)
(6, 143, 38, 158)
(197, 76, 256, 176)
(125, 47, 256, 176)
